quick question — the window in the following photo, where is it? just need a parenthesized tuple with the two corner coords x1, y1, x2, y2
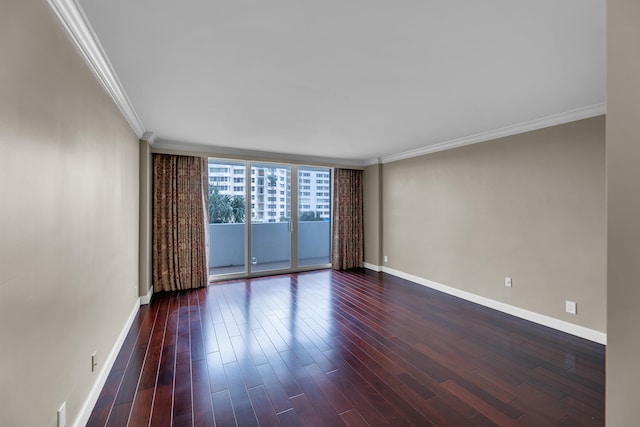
(210, 167, 229, 173)
(209, 161, 331, 277)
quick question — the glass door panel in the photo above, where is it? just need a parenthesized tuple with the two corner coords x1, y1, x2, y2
(250, 163, 291, 272)
(208, 160, 247, 277)
(297, 167, 331, 267)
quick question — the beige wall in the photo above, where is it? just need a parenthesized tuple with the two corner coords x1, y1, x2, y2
(381, 117, 606, 332)
(363, 164, 382, 266)
(606, 0, 640, 424)
(0, 2, 140, 426)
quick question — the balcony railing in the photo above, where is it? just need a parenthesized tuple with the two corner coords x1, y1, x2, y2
(209, 221, 331, 275)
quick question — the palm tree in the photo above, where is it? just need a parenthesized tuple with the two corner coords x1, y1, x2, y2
(230, 195, 246, 223)
(209, 186, 246, 224)
(209, 187, 232, 223)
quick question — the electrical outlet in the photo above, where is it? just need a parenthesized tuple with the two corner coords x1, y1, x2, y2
(505, 277, 512, 287)
(91, 352, 97, 372)
(57, 402, 66, 427)
(566, 300, 577, 315)
(384, 255, 388, 263)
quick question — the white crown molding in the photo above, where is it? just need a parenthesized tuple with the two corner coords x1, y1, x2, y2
(380, 103, 606, 164)
(382, 266, 606, 345)
(39, 1, 607, 164)
(141, 131, 157, 145)
(153, 139, 368, 168)
(363, 157, 382, 167)
(47, 0, 145, 138)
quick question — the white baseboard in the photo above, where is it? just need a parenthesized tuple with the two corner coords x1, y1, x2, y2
(73, 297, 141, 427)
(363, 262, 382, 272)
(140, 286, 153, 305)
(382, 266, 607, 345)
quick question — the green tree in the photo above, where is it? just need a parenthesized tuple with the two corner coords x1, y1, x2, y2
(230, 195, 246, 223)
(209, 186, 232, 223)
(299, 210, 323, 221)
(209, 186, 246, 224)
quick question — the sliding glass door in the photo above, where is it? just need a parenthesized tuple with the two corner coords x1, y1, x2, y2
(297, 167, 332, 267)
(208, 160, 331, 279)
(208, 160, 247, 276)
(250, 163, 292, 273)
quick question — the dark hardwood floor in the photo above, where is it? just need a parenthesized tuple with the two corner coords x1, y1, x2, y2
(87, 269, 605, 426)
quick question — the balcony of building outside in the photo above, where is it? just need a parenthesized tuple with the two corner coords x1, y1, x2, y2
(209, 221, 331, 276)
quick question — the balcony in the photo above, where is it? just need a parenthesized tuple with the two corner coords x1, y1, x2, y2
(209, 221, 331, 276)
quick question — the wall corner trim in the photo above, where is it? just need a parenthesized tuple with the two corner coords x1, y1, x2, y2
(140, 286, 153, 305)
(72, 298, 141, 427)
(382, 266, 607, 345)
(363, 262, 382, 272)
(46, 0, 145, 138)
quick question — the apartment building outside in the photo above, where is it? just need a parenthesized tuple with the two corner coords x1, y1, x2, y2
(207, 161, 331, 223)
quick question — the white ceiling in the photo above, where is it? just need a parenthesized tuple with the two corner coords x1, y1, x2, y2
(76, 0, 605, 164)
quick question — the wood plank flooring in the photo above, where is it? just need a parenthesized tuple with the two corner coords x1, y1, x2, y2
(87, 269, 605, 426)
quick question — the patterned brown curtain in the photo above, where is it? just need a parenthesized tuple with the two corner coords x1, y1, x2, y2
(332, 168, 364, 270)
(152, 154, 209, 291)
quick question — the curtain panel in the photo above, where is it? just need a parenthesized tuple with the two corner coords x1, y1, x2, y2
(152, 154, 209, 291)
(332, 168, 364, 270)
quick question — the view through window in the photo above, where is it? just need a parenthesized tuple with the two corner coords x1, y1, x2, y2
(208, 160, 331, 277)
